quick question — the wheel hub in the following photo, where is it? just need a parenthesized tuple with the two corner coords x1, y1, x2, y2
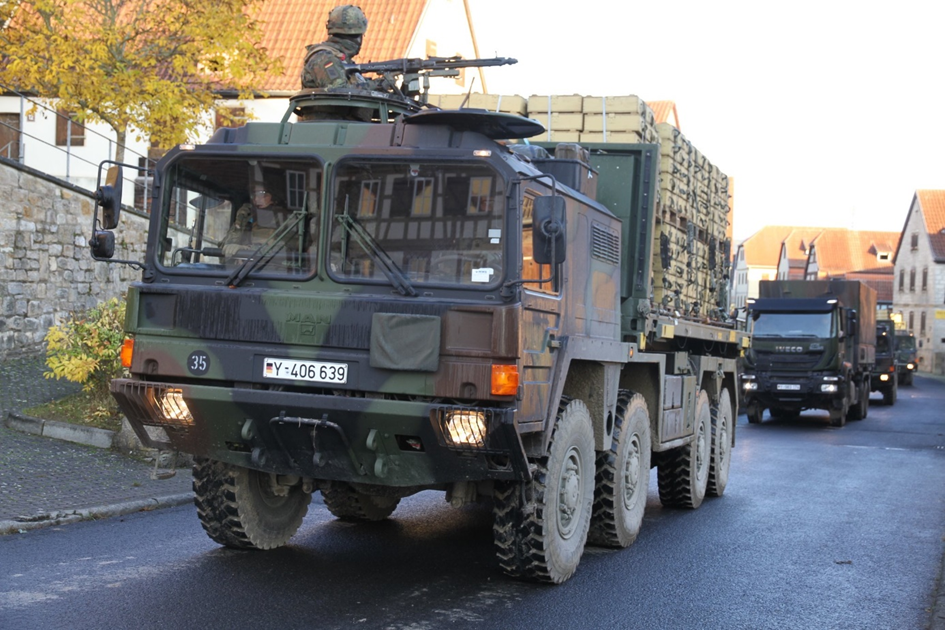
(557, 446, 583, 539)
(622, 434, 641, 510)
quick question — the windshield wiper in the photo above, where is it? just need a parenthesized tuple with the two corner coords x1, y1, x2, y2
(336, 208, 417, 297)
(226, 209, 307, 288)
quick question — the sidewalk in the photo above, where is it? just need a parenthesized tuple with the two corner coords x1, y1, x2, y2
(0, 355, 192, 534)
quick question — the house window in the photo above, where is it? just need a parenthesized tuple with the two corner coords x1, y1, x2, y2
(911, 232, 919, 250)
(909, 268, 916, 292)
(909, 311, 914, 333)
(920, 311, 927, 336)
(899, 269, 905, 292)
(55, 110, 85, 147)
(877, 252, 890, 261)
(922, 267, 928, 291)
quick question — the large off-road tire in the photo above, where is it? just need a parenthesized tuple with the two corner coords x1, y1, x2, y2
(588, 391, 651, 549)
(829, 404, 847, 427)
(746, 404, 764, 424)
(708, 389, 733, 497)
(322, 482, 400, 521)
(657, 389, 711, 509)
(850, 383, 868, 420)
(901, 372, 914, 386)
(492, 398, 595, 584)
(193, 457, 311, 550)
(882, 376, 897, 406)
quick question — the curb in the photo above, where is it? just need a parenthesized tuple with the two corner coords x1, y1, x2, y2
(5, 412, 116, 449)
(0, 492, 194, 536)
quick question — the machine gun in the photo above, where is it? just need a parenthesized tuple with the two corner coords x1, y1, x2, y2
(345, 56, 517, 103)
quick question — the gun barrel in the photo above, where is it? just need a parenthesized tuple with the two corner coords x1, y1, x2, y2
(347, 56, 517, 75)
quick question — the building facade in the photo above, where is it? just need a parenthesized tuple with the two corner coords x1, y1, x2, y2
(893, 190, 945, 374)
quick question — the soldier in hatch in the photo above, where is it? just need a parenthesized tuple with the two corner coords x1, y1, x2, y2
(301, 4, 370, 89)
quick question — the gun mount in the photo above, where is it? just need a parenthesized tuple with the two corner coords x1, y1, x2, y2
(287, 56, 518, 123)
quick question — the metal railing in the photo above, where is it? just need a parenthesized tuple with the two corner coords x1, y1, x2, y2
(0, 83, 157, 209)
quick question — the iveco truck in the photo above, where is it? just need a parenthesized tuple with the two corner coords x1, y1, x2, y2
(742, 279, 876, 427)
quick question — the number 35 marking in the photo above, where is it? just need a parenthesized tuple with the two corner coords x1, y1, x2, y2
(188, 351, 210, 376)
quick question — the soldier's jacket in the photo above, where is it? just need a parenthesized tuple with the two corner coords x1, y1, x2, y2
(301, 40, 357, 89)
(221, 204, 288, 257)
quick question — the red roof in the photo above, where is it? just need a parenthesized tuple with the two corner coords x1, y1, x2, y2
(916, 190, 945, 262)
(810, 228, 900, 276)
(255, 0, 429, 93)
(739, 225, 799, 267)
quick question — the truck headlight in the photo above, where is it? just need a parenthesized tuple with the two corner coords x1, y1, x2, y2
(879, 374, 889, 382)
(443, 410, 487, 448)
(820, 384, 838, 393)
(743, 382, 758, 391)
(907, 363, 915, 370)
(158, 388, 193, 423)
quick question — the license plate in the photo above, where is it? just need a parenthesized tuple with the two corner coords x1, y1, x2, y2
(777, 383, 801, 391)
(263, 358, 348, 384)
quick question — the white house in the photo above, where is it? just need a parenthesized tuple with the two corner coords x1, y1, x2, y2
(892, 190, 945, 374)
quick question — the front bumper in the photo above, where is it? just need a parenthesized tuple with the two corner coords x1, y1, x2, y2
(111, 379, 530, 486)
(741, 372, 846, 411)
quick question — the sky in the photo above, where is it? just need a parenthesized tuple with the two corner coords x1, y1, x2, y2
(467, 0, 945, 242)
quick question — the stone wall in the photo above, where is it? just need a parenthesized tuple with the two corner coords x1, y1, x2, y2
(0, 157, 149, 359)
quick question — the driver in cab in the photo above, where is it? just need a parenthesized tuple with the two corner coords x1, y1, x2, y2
(222, 185, 289, 259)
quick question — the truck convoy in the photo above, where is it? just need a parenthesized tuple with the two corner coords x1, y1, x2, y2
(742, 279, 876, 427)
(870, 319, 898, 405)
(88, 61, 746, 584)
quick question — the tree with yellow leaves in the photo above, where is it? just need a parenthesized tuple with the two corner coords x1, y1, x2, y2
(0, 0, 282, 163)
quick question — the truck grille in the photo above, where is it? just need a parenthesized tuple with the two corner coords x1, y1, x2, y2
(752, 351, 823, 371)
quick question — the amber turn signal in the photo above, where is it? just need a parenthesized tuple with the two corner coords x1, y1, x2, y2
(120, 338, 134, 369)
(491, 364, 519, 396)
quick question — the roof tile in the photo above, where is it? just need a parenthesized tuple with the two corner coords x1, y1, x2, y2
(917, 190, 945, 261)
(810, 228, 900, 276)
(255, 0, 429, 93)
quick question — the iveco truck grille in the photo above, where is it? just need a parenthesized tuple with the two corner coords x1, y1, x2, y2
(754, 351, 822, 371)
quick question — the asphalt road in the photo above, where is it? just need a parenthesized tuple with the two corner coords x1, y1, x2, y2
(2, 377, 944, 630)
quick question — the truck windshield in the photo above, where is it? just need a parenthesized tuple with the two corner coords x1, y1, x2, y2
(158, 156, 321, 277)
(329, 160, 505, 288)
(897, 336, 916, 350)
(751, 312, 832, 338)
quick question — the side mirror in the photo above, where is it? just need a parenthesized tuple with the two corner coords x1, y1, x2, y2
(90, 230, 115, 259)
(95, 165, 124, 230)
(532, 195, 566, 265)
(846, 308, 858, 337)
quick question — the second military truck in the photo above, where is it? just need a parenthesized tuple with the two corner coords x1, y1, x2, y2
(89, 76, 745, 583)
(742, 279, 876, 426)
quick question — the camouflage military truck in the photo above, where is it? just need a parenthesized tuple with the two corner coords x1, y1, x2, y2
(88, 65, 745, 584)
(870, 319, 898, 405)
(894, 331, 917, 385)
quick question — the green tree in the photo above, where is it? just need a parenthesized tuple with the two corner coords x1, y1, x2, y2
(0, 0, 282, 162)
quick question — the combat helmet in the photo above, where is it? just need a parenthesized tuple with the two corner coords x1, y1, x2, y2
(326, 5, 368, 35)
